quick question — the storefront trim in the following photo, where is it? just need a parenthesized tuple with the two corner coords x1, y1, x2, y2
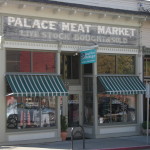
(4, 41, 58, 51)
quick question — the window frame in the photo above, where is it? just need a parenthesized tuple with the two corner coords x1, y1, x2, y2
(6, 49, 57, 73)
(97, 54, 135, 75)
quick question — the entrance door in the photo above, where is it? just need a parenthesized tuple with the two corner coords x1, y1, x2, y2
(61, 88, 82, 128)
(68, 94, 80, 127)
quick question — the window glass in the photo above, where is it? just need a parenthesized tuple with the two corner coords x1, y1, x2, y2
(144, 57, 150, 76)
(61, 54, 79, 79)
(97, 55, 115, 74)
(68, 94, 79, 127)
(97, 54, 135, 74)
(83, 77, 93, 125)
(6, 96, 56, 129)
(33, 52, 56, 73)
(6, 50, 56, 73)
(6, 51, 31, 72)
(98, 94, 136, 125)
(117, 55, 135, 74)
(83, 63, 93, 74)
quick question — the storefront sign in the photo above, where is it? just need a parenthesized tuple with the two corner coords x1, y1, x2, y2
(3, 16, 139, 46)
(80, 49, 96, 64)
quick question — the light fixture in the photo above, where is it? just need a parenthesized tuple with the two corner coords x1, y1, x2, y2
(131, 16, 134, 20)
(0, 1, 8, 7)
(36, 6, 45, 11)
(84, 12, 92, 17)
(53, 8, 61, 14)
(112, 15, 121, 20)
(18, 4, 27, 9)
(99, 13, 107, 18)
(73, 52, 78, 56)
(69, 9, 77, 15)
(144, 17, 147, 21)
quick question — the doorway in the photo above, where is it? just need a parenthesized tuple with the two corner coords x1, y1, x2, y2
(68, 94, 80, 127)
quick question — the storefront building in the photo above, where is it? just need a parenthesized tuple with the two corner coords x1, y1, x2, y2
(0, 0, 148, 145)
(140, 0, 150, 122)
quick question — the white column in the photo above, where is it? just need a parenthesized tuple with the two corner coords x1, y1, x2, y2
(56, 42, 61, 139)
(56, 42, 61, 75)
(136, 50, 144, 124)
(0, 48, 6, 142)
(0, 15, 6, 142)
(93, 61, 98, 137)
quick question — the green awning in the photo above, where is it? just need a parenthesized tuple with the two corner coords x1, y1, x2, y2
(98, 75, 146, 95)
(6, 74, 68, 97)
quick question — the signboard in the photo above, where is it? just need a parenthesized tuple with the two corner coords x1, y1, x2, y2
(3, 16, 139, 46)
(80, 49, 96, 64)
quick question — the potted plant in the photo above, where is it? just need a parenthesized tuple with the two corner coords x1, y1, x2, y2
(141, 121, 150, 135)
(61, 115, 68, 141)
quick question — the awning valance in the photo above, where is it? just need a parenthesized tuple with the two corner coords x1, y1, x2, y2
(6, 74, 68, 97)
(98, 75, 146, 95)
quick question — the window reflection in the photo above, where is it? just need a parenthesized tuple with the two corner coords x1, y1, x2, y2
(6, 96, 56, 129)
(97, 55, 115, 74)
(97, 54, 135, 74)
(117, 55, 135, 74)
(98, 94, 136, 125)
(83, 77, 93, 125)
(68, 94, 79, 127)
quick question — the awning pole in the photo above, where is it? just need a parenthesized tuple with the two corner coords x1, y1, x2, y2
(147, 97, 149, 144)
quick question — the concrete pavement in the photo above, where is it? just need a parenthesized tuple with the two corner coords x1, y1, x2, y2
(0, 135, 150, 150)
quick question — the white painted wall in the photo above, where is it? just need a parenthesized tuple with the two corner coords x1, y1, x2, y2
(141, 20, 150, 48)
(38, 0, 139, 11)
(0, 2, 140, 27)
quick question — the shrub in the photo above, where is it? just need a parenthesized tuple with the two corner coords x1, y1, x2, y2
(142, 121, 150, 129)
(61, 115, 68, 132)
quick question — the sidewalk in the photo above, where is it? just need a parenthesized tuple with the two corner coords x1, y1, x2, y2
(0, 136, 150, 150)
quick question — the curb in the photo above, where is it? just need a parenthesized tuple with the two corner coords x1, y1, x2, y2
(95, 145, 150, 150)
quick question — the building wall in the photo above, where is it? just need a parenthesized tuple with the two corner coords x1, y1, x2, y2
(141, 20, 150, 48)
(0, 0, 147, 144)
(0, 1, 142, 27)
(26, 0, 140, 12)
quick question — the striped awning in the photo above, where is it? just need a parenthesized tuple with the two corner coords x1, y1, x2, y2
(98, 75, 146, 95)
(6, 74, 68, 97)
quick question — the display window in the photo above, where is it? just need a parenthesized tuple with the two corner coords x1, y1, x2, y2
(6, 96, 56, 129)
(98, 94, 136, 125)
(83, 77, 93, 125)
(68, 94, 79, 127)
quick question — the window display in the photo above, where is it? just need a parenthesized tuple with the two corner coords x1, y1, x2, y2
(6, 96, 56, 129)
(68, 94, 79, 127)
(98, 94, 136, 125)
(83, 77, 93, 125)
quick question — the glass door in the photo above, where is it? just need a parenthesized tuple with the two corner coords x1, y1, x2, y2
(68, 94, 80, 127)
